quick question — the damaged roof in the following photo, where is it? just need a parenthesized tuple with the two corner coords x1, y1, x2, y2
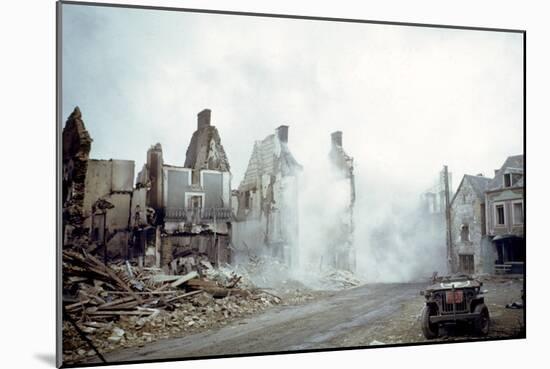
(239, 132, 302, 190)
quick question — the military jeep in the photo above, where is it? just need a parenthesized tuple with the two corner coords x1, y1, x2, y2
(420, 274, 489, 339)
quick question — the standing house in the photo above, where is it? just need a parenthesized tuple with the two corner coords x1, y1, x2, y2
(449, 174, 492, 275)
(232, 125, 302, 267)
(485, 155, 524, 274)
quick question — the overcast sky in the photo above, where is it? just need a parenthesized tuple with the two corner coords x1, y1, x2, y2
(61, 4, 523, 198)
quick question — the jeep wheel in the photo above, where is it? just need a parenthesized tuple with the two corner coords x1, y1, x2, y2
(421, 305, 439, 339)
(473, 303, 490, 336)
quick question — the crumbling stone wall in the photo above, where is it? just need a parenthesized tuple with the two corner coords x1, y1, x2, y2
(62, 107, 92, 248)
(233, 125, 302, 266)
(327, 131, 356, 272)
(184, 109, 230, 172)
(83, 159, 135, 259)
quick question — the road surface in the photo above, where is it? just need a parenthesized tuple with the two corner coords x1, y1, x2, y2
(88, 278, 524, 364)
(95, 283, 423, 363)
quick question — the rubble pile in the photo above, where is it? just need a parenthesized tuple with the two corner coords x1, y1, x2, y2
(229, 256, 346, 303)
(321, 269, 361, 289)
(62, 249, 280, 364)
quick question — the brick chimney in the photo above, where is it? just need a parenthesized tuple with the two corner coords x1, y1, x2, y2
(331, 131, 343, 148)
(197, 109, 211, 130)
(276, 125, 289, 143)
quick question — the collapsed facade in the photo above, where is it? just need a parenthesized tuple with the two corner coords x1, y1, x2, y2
(62, 108, 232, 271)
(232, 125, 302, 267)
(449, 155, 524, 275)
(136, 109, 232, 270)
(62, 107, 93, 249)
(325, 131, 356, 272)
(62, 108, 361, 275)
(421, 168, 454, 216)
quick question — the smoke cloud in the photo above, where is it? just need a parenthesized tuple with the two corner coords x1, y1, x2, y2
(61, 4, 522, 286)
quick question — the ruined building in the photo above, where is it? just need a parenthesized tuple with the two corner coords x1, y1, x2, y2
(421, 169, 454, 215)
(136, 109, 233, 270)
(325, 131, 356, 272)
(62, 107, 233, 271)
(232, 125, 302, 267)
(62, 107, 92, 249)
(62, 107, 137, 259)
(419, 167, 454, 272)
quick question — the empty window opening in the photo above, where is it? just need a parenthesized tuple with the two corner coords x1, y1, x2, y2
(496, 204, 505, 226)
(460, 224, 470, 242)
(244, 191, 251, 209)
(188, 195, 202, 209)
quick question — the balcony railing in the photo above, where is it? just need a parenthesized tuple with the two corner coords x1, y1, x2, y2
(164, 207, 232, 223)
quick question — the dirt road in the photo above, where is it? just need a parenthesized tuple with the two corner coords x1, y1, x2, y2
(92, 279, 524, 364)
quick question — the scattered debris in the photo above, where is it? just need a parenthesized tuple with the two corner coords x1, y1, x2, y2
(62, 249, 282, 364)
(321, 269, 361, 289)
(505, 301, 524, 309)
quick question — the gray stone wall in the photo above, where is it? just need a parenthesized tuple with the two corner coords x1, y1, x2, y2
(450, 179, 486, 274)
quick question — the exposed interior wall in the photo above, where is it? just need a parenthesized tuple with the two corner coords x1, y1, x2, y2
(81, 159, 135, 259)
(233, 126, 302, 266)
(325, 131, 356, 271)
(231, 219, 264, 262)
